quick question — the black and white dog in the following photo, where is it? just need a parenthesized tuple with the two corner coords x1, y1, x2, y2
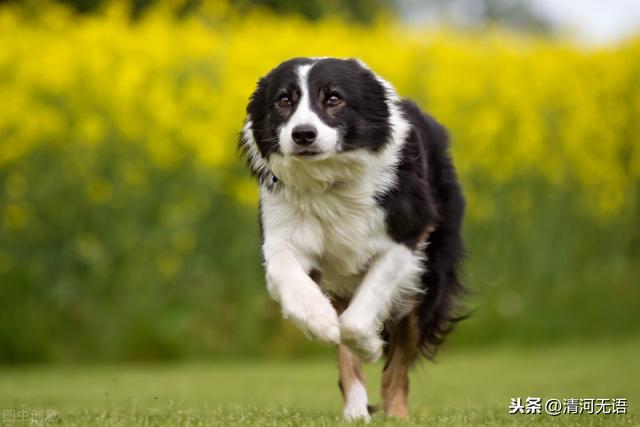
(240, 57, 466, 421)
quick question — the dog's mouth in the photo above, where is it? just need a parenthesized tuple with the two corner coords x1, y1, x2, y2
(293, 149, 323, 157)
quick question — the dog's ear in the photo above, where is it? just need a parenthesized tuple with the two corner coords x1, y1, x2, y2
(239, 75, 272, 178)
(247, 76, 269, 120)
(244, 73, 280, 160)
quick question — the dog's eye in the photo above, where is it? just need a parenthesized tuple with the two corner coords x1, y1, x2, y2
(326, 93, 343, 107)
(276, 95, 291, 108)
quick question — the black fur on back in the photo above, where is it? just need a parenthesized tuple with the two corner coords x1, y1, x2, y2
(379, 100, 467, 360)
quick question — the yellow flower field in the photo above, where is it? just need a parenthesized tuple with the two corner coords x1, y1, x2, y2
(2, 3, 638, 220)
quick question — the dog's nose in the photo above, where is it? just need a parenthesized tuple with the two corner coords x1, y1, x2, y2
(291, 124, 317, 146)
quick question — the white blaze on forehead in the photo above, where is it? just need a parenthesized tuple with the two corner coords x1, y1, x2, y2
(277, 63, 339, 156)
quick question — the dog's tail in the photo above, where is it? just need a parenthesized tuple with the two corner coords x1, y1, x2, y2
(412, 107, 469, 360)
(415, 223, 468, 360)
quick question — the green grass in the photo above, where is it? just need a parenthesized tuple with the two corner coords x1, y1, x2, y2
(1, 340, 638, 426)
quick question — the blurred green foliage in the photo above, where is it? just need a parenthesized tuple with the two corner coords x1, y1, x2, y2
(0, 142, 274, 362)
(0, 0, 395, 22)
(2, 0, 552, 29)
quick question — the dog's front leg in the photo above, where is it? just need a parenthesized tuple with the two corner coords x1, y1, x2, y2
(265, 250, 340, 345)
(340, 243, 422, 362)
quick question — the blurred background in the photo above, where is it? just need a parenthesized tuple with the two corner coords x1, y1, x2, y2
(0, 0, 638, 365)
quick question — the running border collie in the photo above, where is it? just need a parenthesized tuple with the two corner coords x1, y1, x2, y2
(239, 57, 466, 421)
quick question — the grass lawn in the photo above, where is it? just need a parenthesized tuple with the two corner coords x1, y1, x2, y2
(0, 339, 638, 426)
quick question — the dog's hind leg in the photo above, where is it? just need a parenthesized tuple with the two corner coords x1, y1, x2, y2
(381, 312, 419, 419)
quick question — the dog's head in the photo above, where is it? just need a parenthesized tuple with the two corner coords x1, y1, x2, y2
(241, 58, 397, 174)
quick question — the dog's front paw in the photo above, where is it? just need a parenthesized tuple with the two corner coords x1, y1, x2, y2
(344, 404, 371, 423)
(339, 312, 383, 363)
(280, 288, 340, 345)
(343, 380, 371, 423)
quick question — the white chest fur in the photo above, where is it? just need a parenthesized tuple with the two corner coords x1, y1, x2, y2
(260, 151, 398, 297)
